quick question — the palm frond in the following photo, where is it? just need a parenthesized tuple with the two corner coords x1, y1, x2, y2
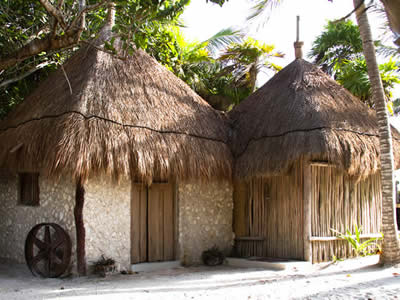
(204, 27, 244, 56)
(377, 44, 400, 59)
(247, 0, 282, 26)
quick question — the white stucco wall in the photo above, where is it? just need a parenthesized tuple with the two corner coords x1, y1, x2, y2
(178, 180, 234, 265)
(0, 170, 76, 268)
(0, 171, 131, 273)
(0, 171, 234, 271)
(84, 175, 131, 271)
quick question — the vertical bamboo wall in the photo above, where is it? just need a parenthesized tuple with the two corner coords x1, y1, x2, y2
(311, 166, 382, 262)
(233, 162, 304, 260)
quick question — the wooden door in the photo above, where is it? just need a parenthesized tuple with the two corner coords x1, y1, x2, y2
(131, 183, 175, 263)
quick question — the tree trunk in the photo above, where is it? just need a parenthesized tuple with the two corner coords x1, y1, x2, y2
(380, 0, 400, 46)
(74, 179, 87, 275)
(353, 0, 400, 265)
(248, 59, 258, 93)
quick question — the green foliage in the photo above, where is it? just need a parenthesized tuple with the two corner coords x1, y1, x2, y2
(184, 36, 283, 109)
(309, 20, 363, 75)
(206, 0, 228, 6)
(113, 0, 189, 54)
(218, 37, 283, 95)
(147, 25, 255, 110)
(331, 225, 383, 257)
(309, 19, 400, 109)
(0, 0, 280, 115)
(331, 255, 344, 263)
(0, 0, 190, 119)
(335, 58, 400, 108)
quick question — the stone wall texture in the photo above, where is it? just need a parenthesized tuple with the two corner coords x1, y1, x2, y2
(178, 180, 234, 265)
(84, 176, 131, 271)
(0, 170, 233, 271)
(0, 170, 76, 267)
(0, 171, 131, 272)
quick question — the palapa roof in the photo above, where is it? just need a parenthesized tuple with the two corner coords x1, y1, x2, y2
(0, 29, 232, 183)
(229, 58, 400, 179)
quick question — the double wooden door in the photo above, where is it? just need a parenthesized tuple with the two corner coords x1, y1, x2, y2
(131, 183, 175, 263)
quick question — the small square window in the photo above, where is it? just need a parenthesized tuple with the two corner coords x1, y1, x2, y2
(19, 173, 40, 206)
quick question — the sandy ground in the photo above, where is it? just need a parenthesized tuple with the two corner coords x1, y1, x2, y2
(0, 256, 399, 299)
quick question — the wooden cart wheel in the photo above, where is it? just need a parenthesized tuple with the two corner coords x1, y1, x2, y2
(25, 223, 71, 278)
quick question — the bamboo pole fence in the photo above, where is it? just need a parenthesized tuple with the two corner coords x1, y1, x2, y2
(233, 162, 382, 263)
(310, 166, 382, 262)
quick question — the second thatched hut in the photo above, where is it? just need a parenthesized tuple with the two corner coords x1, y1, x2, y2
(229, 51, 400, 262)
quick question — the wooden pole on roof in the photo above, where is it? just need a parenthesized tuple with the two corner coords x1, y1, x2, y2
(294, 15, 304, 59)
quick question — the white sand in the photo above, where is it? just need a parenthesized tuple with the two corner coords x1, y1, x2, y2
(0, 256, 399, 299)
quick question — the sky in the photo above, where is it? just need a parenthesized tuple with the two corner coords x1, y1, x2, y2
(181, 0, 399, 127)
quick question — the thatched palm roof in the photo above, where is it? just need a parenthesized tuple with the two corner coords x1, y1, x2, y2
(229, 58, 400, 179)
(0, 30, 232, 183)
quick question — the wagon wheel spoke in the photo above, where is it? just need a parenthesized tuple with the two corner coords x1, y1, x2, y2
(33, 237, 46, 250)
(47, 249, 53, 276)
(51, 237, 65, 250)
(31, 250, 47, 268)
(51, 250, 64, 264)
(44, 225, 51, 245)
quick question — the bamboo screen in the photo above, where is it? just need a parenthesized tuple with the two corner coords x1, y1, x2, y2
(233, 162, 304, 260)
(311, 166, 382, 262)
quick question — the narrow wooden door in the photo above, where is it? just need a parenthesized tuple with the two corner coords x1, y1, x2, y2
(131, 183, 175, 263)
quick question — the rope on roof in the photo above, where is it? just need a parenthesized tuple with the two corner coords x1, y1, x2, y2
(0, 110, 228, 145)
(235, 125, 400, 159)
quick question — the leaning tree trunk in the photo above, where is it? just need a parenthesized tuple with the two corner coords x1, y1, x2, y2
(353, 0, 400, 265)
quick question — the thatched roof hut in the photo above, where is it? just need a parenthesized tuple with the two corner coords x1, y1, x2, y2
(230, 56, 400, 263)
(230, 58, 400, 179)
(0, 30, 232, 183)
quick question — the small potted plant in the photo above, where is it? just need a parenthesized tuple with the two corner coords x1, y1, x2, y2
(201, 246, 225, 266)
(93, 255, 116, 277)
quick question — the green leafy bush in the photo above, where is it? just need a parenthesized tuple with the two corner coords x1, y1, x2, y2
(331, 225, 382, 257)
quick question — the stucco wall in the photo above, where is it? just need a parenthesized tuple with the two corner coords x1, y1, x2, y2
(84, 175, 131, 271)
(0, 171, 233, 270)
(178, 180, 234, 265)
(0, 171, 131, 273)
(0, 170, 76, 267)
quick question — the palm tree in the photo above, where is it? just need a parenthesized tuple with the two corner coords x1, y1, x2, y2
(309, 19, 400, 112)
(335, 58, 400, 109)
(308, 20, 364, 75)
(218, 37, 284, 93)
(353, 0, 400, 265)
(250, 0, 400, 265)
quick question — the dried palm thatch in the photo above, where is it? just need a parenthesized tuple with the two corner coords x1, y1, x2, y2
(229, 59, 400, 179)
(0, 29, 232, 183)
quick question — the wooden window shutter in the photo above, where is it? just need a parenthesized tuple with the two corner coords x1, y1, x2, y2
(19, 173, 40, 206)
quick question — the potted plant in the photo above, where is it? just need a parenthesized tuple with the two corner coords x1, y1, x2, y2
(201, 246, 225, 266)
(93, 255, 116, 277)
